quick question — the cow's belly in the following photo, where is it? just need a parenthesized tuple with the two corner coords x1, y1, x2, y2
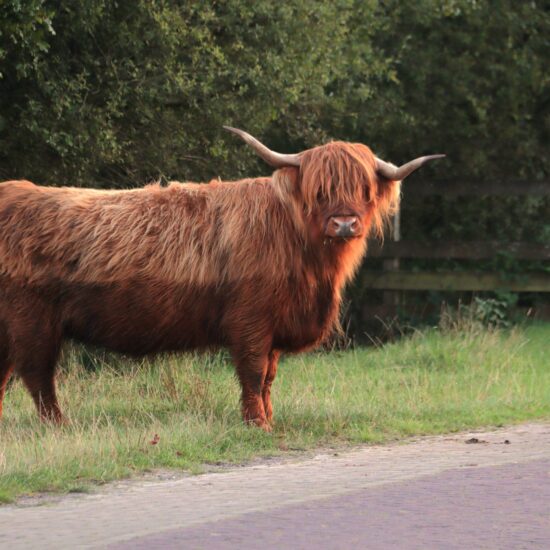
(60, 279, 227, 355)
(273, 320, 334, 353)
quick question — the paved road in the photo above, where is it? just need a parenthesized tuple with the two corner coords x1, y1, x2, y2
(1, 423, 549, 549)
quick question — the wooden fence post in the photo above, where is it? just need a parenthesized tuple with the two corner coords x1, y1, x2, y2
(382, 206, 401, 310)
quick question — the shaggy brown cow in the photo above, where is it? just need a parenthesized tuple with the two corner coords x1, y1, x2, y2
(0, 128, 443, 430)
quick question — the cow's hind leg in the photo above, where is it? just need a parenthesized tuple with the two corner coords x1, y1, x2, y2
(262, 350, 280, 425)
(0, 320, 13, 419)
(18, 343, 64, 423)
(0, 359, 13, 421)
(0, 362, 13, 420)
(12, 320, 64, 423)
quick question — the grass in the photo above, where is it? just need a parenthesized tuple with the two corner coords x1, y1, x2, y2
(0, 321, 549, 503)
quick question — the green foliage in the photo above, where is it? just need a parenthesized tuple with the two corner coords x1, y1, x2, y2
(0, 0, 382, 185)
(440, 297, 512, 331)
(1, 1, 547, 186)
(0, 0, 55, 79)
(358, 0, 550, 181)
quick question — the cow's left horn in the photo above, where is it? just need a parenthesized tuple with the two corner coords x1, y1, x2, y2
(224, 126, 302, 168)
(376, 154, 446, 181)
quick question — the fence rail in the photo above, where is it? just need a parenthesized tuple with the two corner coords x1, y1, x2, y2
(368, 241, 550, 261)
(404, 180, 550, 197)
(363, 271, 550, 293)
(363, 180, 550, 303)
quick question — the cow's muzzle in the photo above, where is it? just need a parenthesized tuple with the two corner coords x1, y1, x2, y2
(325, 216, 363, 238)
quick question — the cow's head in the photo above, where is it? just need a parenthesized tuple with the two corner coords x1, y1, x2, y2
(224, 126, 444, 243)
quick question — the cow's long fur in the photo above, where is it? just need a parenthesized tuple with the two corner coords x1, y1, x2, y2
(0, 141, 400, 428)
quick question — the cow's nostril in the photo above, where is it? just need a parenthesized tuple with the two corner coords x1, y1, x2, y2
(327, 216, 362, 238)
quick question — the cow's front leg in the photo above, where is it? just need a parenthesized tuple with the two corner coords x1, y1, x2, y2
(232, 349, 270, 432)
(263, 350, 280, 425)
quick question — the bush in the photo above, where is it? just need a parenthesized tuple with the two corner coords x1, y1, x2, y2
(1, 1, 547, 187)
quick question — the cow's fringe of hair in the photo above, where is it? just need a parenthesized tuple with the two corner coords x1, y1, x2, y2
(299, 141, 401, 239)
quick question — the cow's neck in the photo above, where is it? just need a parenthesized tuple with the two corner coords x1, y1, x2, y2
(304, 236, 368, 342)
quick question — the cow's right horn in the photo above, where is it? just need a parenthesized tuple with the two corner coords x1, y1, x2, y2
(224, 126, 302, 168)
(375, 154, 446, 181)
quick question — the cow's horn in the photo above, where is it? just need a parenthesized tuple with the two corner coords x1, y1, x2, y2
(375, 154, 446, 181)
(224, 126, 301, 168)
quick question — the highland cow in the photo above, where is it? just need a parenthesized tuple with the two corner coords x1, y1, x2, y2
(0, 127, 443, 430)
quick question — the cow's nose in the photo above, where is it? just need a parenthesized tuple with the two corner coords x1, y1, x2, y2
(327, 216, 362, 238)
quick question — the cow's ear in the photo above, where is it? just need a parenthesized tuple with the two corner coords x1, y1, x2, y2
(375, 174, 402, 214)
(374, 173, 399, 196)
(272, 166, 300, 195)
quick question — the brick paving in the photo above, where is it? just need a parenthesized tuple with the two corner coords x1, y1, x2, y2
(0, 422, 548, 549)
(112, 460, 550, 550)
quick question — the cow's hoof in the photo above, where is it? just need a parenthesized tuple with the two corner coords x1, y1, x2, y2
(258, 421, 272, 433)
(245, 417, 271, 432)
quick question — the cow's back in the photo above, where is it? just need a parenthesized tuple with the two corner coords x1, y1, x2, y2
(0, 180, 216, 287)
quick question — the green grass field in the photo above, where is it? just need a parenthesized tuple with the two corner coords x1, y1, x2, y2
(0, 322, 549, 503)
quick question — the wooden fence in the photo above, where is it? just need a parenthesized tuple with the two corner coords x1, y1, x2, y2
(363, 180, 550, 316)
